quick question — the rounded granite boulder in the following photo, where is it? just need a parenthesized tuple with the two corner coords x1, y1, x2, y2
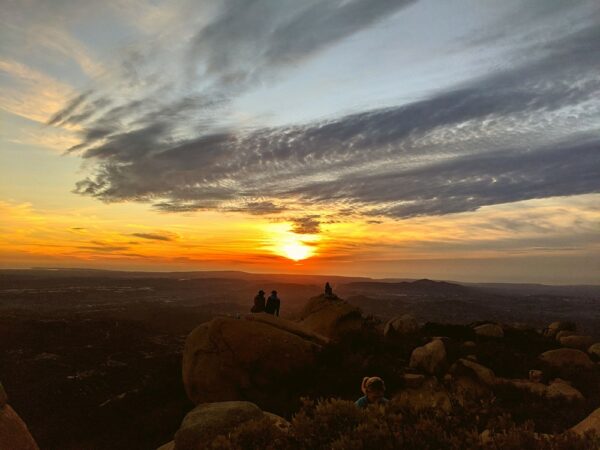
(384, 314, 419, 338)
(299, 295, 363, 340)
(182, 317, 320, 407)
(409, 339, 447, 375)
(538, 348, 593, 369)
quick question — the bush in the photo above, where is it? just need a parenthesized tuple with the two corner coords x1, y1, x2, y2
(491, 383, 588, 433)
(206, 395, 599, 449)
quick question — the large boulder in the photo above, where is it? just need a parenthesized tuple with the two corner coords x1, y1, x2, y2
(555, 330, 576, 341)
(453, 373, 491, 401)
(559, 335, 594, 350)
(244, 313, 330, 345)
(502, 379, 547, 397)
(474, 323, 504, 338)
(499, 377, 584, 403)
(571, 407, 600, 436)
(0, 405, 39, 450)
(299, 295, 363, 340)
(263, 411, 291, 432)
(174, 401, 263, 450)
(409, 339, 447, 375)
(384, 314, 419, 338)
(543, 321, 575, 338)
(588, 343, 600, 360)
(538, 348, 593, 369)
(546, 379, 584, 402)
(182, 317, 320, 406)
(451, 359, 496, 386)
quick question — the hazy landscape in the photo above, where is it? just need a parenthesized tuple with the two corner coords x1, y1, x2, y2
(1, 268, 599, 449)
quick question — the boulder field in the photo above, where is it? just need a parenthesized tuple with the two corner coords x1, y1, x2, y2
(167, 297, 600, 449)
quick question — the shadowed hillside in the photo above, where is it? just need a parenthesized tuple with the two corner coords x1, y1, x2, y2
(0, 269, 598, 449)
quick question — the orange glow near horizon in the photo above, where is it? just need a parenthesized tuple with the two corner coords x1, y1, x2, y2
(1, 196, 599, 282)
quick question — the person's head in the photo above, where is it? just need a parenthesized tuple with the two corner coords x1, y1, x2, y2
(272, 290, 277, 295)
(258, 290, 265, 295)
(362, 377, 385, 403)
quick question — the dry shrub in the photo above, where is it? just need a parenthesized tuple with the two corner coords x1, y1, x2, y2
(207, 395, 599, 450)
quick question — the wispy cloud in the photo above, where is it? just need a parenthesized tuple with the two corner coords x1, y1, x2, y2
(42, 1, 600, 221)
(131, 231, 177, 241)
(0, 59, 75, 124)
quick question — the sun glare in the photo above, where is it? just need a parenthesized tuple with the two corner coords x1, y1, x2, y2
(264, 223, 319, 261)
(281, 240, 313, 261)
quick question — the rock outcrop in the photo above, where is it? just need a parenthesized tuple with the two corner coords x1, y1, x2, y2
(263, 411, 291, 432)
(473, 323, 504, 338)
(409, 339, 447, 375)
(384, 314, 419, 338)
(174, 401, 264, 450)
(559, 335, 594, 350)
(545, 379, 584, 402)
(500, 377, 583, 403)
(451, 359, 496, 386)
(299, 295, 363, 340)
(0, 382, 39, 450)
(245, 313, 330, 345)
(571, 407, 600, 437)
(538, 348, 593, 369)
(588, 343, 600, 360)
(182, 317, 320, 406)
(503, 379, 547, 397)
(170, 401, 290, 450)
(543, 321, 575, 338)
(555, 330, 576, 341)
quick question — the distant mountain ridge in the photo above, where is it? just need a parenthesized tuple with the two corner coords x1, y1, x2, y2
(1, 268, 598, 298)
(342, 278, 470, 296)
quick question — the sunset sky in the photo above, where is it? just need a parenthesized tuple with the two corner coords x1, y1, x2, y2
(1, 0, 599, 283)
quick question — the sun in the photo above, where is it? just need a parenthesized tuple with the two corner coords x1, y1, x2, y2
(264, 222, 319, 261)
(281, 239, 313, 261)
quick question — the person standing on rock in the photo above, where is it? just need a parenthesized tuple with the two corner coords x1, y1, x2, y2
(265, 290, 280, 316)
(324, 282, 333, 298)
(251, 290, 266, 313)
(355, 376, 389, 408)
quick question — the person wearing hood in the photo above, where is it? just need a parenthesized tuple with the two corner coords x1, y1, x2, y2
(265, 290, 281, 316)
(251, 290, 266, 313)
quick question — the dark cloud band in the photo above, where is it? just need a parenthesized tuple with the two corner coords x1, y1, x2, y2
(50, 4, 600, 220)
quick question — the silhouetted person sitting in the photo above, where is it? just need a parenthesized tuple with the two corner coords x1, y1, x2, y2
(355, 376, 389, 408)
(251, 290, 266, 313)
(324, 282, 333, 298)
(265, 290, 280, 316)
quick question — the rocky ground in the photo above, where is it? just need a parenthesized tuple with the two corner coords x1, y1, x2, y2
(1, 271, 599, 449)
(158, 294, 600, 449)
